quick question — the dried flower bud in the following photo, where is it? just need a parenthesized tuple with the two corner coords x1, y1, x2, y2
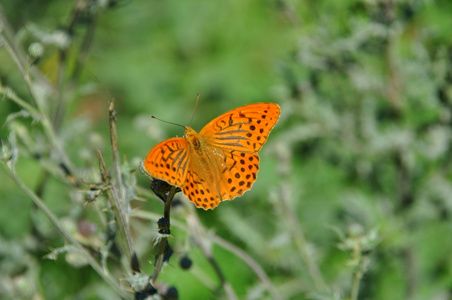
(162, 286, 178, 300)
(157, 217, 170, 235)
(134, 286, 157, 300)
(179, 254, 192, 270)
(151, 179, 173, 199)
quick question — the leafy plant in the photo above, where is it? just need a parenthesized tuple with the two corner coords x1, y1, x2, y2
(1, 1, 452, 299)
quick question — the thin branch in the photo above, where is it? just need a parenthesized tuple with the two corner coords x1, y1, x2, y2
(0, 4, 52, 89)
(279, 181, 328, 291)
(107, 102, 134, 262)
(1, 23, 37, 107)
(206, 256, 238, 300)
(272, 144, 328, 292)
(150, 186, 177, 284)
(52, 46, 68, 130)
(350, 253, 369, 300)
(142, 188, 238, 299)
(131, 207, 281, 299)
(71, 10, 98, 82)
(53, 0, 98, 129)
(109, 102, 127, 204)
(0, 85, 79, 188)
(214, 235, 282, 300)
(184, 208, 239, 300)
(0, 84, 40, 117)
(0, 160, 130, 299)
(97, 148, 133, 265)
(0, 17, 78, 184)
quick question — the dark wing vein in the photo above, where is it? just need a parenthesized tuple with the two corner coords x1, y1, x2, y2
(214, 142, 247, 148)
(174, 150, 189, 175)
(215, 129, 249, 135)
(218, 122, 251, 130)
(215, 135, 249, 141)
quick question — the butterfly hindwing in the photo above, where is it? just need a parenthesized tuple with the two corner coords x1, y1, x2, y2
(218, 151, 260, 201)
(182, 170, 221, 209)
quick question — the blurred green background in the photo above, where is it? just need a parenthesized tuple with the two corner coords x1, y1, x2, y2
(1, 0, 452, 299)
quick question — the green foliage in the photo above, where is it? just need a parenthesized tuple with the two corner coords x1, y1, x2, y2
(1, 0, 452, 299)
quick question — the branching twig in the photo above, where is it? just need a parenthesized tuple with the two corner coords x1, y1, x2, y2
(131, 210, 282, 299)
(0, 160, 130, 299)
(131, 196, 281, 299)
(214, 235, 282, 300)
(0, 85, 40, 117)
(186, 213, 239, 300)
(0, 11, 78, 183)
(181, 205, 240, 300)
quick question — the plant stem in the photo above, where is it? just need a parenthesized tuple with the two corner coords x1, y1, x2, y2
(279, 181, 328, 291)
(132, 207, 281, 299)
(150, 186, 177, 284)
(0, 160, 130, 299)
(185, 210, 238, 300)
(350, 254, 368, 300)
(275, 145, 328, 292)
(215, 235, 281, 300)
(97, 149, 133, 265)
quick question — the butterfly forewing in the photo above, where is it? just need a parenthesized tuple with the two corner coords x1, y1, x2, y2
(143, 138, 190, 187)
(200, 103, 281, 153)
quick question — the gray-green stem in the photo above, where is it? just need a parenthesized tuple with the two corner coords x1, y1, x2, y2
(0, 160, 130, 299)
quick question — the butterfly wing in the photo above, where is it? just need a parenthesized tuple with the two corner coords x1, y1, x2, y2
(217, 150, 261, 201)
(182, 169, 221, 210)
(181, 151, 260, 210)
(199, 103, 281, 153)
(143, 137, 190, 187)
(144, 103, 280, 210)
(184, 103, 280, 209)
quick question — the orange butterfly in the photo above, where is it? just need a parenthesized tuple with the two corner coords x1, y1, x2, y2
(143, 103, 281, 210)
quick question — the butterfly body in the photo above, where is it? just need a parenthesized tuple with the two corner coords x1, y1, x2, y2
(143, 103, 280, 210)
(185, 127, 205, 154)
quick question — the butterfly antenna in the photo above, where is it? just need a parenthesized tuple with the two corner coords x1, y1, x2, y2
(150, 115, 186, 129)
(189, 93, 200, 127)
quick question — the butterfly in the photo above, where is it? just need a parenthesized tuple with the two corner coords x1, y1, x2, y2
(142, 103, 281, 210)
